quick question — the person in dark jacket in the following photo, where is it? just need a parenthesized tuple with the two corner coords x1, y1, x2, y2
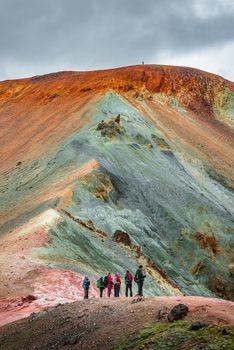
(134, 265, 146, 296)
(96, 277, 105, 297)
(82, 276, 90, 299)
(125, 270, 133, 297)
(114, 273, 121, 297)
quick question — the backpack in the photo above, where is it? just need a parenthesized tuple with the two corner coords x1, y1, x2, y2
(96, 279, 102, 288)
(134, 270, 139, 283)
(126, 273, 133, 283)
(83, 279, 90, 289)
(114, 276, 121, 287)
(103, 276, 108, 287)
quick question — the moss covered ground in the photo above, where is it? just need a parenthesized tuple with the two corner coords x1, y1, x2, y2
(114, 320, 234, 350)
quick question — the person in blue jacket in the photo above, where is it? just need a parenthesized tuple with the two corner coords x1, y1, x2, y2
(82, 275, 90, 299)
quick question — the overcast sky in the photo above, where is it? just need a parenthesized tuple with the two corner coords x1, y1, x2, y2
(1, 0, 234, 81)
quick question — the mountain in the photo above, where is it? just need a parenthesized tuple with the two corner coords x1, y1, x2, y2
(0, 65, 233, 325)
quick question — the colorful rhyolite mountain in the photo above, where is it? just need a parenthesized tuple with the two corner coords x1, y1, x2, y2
(0, 65, 233, 325)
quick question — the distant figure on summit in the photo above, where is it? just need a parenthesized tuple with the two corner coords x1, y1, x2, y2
(82, 275, 90, 299)
(134, 265, 146, 296)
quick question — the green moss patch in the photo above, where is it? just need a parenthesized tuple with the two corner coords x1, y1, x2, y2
(114, 320, 234, 350)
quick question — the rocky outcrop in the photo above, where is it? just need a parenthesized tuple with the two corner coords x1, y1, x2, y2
(96, 115, 124, 138)
(61, 209, 107, 238)
(113, 230, 132, 246)
(167, 303, 189, 322)
(193, 232, 220, 256)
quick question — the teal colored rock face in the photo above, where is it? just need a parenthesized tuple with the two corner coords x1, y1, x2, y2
(32, 92, 234, 299)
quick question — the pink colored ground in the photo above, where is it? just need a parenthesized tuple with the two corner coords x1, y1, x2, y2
(0, 209, 99, 327)
(0, 267, 98, 327)
(0, 209, 61, 299)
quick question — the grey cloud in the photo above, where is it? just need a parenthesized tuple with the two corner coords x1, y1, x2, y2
(0, 0, 233, 81)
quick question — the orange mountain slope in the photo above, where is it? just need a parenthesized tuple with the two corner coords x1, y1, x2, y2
(0, 65, 233, 173)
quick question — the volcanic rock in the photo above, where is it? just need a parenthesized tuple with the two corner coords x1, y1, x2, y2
(189, 321, 206, 331)
(113, 230, 132, 246)
(167, 304, 189, 322)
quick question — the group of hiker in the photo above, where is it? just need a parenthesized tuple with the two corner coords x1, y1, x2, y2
(82, 265, 146, 299)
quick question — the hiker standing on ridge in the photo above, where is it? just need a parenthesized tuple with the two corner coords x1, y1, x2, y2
(125, 270, 133, 297)
(107, 273, 113, 297)
(114, 273, 121, 297)
(103, 273, 109, 297)
(96, 276, 105, 298)
(134, 265, 146, 296)
(82, 276, 90, 299)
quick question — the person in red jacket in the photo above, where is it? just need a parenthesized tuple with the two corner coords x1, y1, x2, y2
(125, 270, 133, 297)
(107, 272, 113, 297)
(114, 273, 121, 297)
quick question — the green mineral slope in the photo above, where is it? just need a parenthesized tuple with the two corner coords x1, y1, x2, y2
(30, 92, 233, 298)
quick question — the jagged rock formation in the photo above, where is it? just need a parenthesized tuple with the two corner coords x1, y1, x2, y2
(113, 230, 132, 246)
(0, 64, 233, 324)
